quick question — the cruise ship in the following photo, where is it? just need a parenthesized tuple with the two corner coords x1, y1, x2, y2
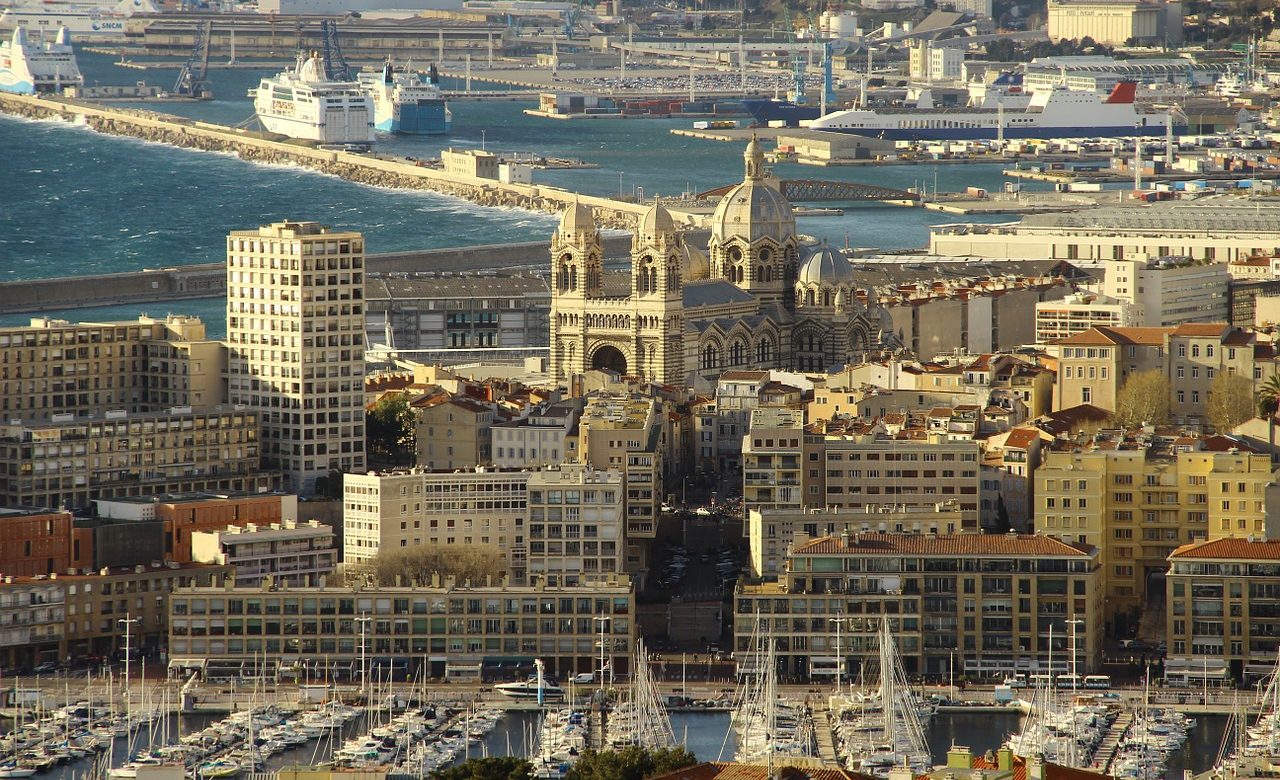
(0, 24, 82, 94)
(357, 61, 451, 135)
(251, 51, 374, 147)
(0, 0, 155, 40)
(809, 81, 1182, 141)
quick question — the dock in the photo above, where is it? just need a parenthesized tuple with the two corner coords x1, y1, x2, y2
(1094, 710, 1134, 773)
(812, 705, 841, 765)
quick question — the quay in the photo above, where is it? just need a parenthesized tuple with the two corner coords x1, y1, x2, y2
(0, 92, 689, 235)
(0, 235, 636, 315)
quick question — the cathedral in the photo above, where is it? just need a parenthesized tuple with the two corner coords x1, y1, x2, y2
(549, 139, 902, 387)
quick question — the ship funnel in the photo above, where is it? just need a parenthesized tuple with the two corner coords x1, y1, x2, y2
(428, 64, 439, 86)
(13, 25, 27, 47)
(55, 26, 70, 45)
(383, 60, 393, 84)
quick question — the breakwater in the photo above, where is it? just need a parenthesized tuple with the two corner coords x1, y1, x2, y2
(0, 93, 681, 230)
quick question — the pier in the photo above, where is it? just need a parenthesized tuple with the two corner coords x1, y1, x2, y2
(1093, 709, 1134, 773)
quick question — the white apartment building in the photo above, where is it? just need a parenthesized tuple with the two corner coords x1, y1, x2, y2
(343, 467, 530, 582)
(191, 519, 337, 587)
(226, 222, 366, 494)
(1093, 254, 1229, 327)
(527, 465, 624, 586)
(1035, 293, 1131, 343)
(491, 399, 582, 469)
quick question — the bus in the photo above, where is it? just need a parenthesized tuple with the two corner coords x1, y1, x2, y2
(1055, 674, 1082, 689)
(1028, 673, 1053, 688)
(1083, 675, 1112, 689)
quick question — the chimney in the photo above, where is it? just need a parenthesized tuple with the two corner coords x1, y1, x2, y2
(997, 747, 1014, 772)
(947, 745, 974, 770)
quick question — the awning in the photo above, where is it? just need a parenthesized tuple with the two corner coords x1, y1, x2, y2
(168, 657, 207, 670)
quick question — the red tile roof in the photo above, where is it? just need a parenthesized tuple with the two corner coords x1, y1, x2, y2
(1169, 538, 1280, 561)
(1171, 323, 1231, 338)
(1004, 428, 1042, 449)
(1056, 326, 1170, 347)
(648, 763, 876, 780)
(793, 532, 1093, 557)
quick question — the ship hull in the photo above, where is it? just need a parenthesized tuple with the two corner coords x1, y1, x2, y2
(740, 98, 820, 127)
(375, 99, 450, 134)
(812, 123, 1183, 141)
(0, 67, 35, 94)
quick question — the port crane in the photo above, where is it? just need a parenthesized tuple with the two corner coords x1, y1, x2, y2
(172, 19, 213, 98)
(320, 19, 353, 80)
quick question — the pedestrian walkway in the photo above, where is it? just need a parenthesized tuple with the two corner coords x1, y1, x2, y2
(1095, 710, 1134, 772)
(812, 705, 840, 765)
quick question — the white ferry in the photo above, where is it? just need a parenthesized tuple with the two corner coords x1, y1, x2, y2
(251, 50, 374, 148)
(0, 24, 82, 94)
(810, 81, 1183, 141)
(0, 0, 154, 40)
(357, 61, 451, 135)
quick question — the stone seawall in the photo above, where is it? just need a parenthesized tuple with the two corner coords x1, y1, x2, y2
(0, 93, 688, 232)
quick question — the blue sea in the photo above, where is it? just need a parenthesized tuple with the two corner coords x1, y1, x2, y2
(2, 51, 1021, 336)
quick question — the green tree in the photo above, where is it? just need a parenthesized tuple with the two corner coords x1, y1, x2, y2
(1207, 372, 1255, 433)
(430, 757, 532, 780)
(366, 394, 415, 465)
(351, 544, 506, 587)
(1111, 370, 1171, 428)
(1256, 374, 1280, 460)
(564, 746, 698, 780)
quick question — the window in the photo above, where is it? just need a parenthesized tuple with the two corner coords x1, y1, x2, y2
(1082, 387, 1092, 403)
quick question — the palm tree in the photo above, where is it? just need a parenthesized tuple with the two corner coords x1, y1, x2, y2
(1256, 374, 1280, 463)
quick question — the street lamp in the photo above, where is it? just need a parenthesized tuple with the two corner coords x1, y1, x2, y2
(829, 616, 853, 694)
(355, 613, 372, 704)
(593, 614, 611, 698)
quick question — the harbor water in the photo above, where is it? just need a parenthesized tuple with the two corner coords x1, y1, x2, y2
(1, 52, 1024, 336)
(23, 709, 1227, 779)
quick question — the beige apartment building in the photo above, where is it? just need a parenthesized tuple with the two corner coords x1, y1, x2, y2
(413, 395, 495, 469)
(192, 520, 337, 588)
(1035, 294, 1130, 343)
(0, 577, 65, 670)
(1165, 538, 1280, 684)
(735, 532, 1103, 680)
(342, 468, 531, 582)
(577, 395, 664, 578)
(742, 408, 809, 517)
(226, 222, 366, 494)
(1055, 324, 1257, 425)
(527, 465, 624, 586)
(1035, 438, 1276, 633)
(747, 504, 965, 579)
(0, 315, 223, 423)
(0, 406, 270, 511)
(167, 575, 635, 683)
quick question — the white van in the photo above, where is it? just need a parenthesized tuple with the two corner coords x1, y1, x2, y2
(571, 672, 595, 684)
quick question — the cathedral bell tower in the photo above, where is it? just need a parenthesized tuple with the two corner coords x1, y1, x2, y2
(549, 200, 601, 382)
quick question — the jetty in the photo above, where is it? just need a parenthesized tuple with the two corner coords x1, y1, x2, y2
(0, 92, 692, 230)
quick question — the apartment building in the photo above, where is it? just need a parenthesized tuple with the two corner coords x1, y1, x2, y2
(1165, 538, 1280, 684)
(192, 520, 336, 588)
(1035, 294, 1130, 343)
(492, 399, 582, 469)
(0, 577, 65, 670)
(734, 532, 1102, 680)
(167, 574, 635, 683)
(95, 492, 298, 564)
(0, 407, 271, 511)
(0, 508, 72, 577)
(343, 468, 530, 582)
(1097, 255, 1229, 328)
(1054, 323, 1256, 422)
(747, 504, 965, 579)
(577, 395, 664, 577)
(527, 465, 624, 586)
(1035, 435, 1277, 633)
(742, 408, 809, 517)
(0, 315, 221, 424)
(931, 203, 1280, 264)
(226, 221, 366, 494)
(61, 561, 230, 660)
(413, 395, 495, 469)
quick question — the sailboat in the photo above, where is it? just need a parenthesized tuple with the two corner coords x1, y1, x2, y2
(731, 617, 814, 764)
(607, 639, 675, 749)
(0, 675, 37, 779)
(833, 616, 931, 777)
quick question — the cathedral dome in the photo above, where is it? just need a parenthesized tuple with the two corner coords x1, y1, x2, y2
(638, 202, 676, 241)
(797, 244, 854, 286)
(683, 244, 710, 281)
(710, 140, 795, 246)
(558, 200, 595, 236)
